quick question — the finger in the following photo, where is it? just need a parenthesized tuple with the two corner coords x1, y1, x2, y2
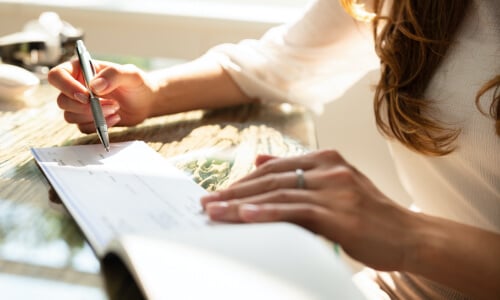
(252, 150, 348, 178)
(64, 110, 93, 125)
(57, 93, 91, 114)
(246, 151, 356, 192)
(201, 170, 300, 206)
(75, 113, 121, 134)
(61, 97, 119, 118)
(76, 121, 96, 134)
(48, 59, 88, 99)
(67, 110, 121, 127)
(205, 188, 314, 222)
(106, 113, 121, 127)
(90, 64, 146, 96)
(254, 154, 277, 167)
(232, 157, 313, 187)
(239, 203, 336, 235)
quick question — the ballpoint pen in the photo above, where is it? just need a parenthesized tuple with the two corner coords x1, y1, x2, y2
(75, 39, 110, 152)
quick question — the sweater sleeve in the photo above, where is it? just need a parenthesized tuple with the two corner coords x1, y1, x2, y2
(207, 0, 379, 114)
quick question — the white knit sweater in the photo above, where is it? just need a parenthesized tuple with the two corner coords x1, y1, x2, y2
(209, 0, 500, 299)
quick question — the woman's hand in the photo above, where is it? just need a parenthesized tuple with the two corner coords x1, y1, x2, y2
(48, 59, 157, 133)
(201, 149, 420, 271)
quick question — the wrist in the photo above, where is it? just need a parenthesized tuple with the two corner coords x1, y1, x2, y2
(145, 70, 172, 118)
(401, 211, 458, 277)
(147, 73, 166, 118)
(399, 211, 500, 298)
(400, 210, 440, 274)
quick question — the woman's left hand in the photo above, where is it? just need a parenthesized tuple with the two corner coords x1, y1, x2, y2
(201, 149, 419, 272)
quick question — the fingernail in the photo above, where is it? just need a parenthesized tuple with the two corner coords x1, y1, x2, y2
(240, 204, 260, 221)
(91, 77, 107, 93)
(201, 192, 221, 205)
(107, 114, 121, 126)
(102, 105, 119, 115)
(206, 202, 229, 218)
(74, 92, 89, 103)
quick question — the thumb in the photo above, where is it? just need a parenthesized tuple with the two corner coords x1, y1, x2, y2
(90, 64, 145, 95)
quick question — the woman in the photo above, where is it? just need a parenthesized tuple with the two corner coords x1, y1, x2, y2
(48, 0, 499, 298)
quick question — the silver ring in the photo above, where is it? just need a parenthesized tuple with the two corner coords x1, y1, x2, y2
(295, 168, 305, 189)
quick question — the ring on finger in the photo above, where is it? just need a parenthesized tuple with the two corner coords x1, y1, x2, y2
(295, 168, 306, 189)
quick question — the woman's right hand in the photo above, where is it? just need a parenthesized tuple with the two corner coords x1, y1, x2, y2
(48, 59, 157, 133)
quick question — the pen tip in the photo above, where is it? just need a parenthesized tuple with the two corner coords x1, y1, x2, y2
(105, 146, 110, 152)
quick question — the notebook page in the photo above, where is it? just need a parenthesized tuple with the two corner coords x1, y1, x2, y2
(31, 141, 210, 256)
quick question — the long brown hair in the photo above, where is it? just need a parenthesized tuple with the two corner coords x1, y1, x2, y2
(365, 0, 499, 156)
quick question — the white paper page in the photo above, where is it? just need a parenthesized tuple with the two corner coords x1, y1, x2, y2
(31, 141, 210, 256)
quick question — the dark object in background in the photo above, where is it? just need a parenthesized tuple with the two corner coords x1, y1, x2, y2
(0, 12, 83, 71)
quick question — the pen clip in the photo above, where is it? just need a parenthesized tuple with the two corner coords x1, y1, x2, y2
(88, 56, 97, 77)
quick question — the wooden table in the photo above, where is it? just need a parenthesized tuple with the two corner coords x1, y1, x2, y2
(0, 82, 317, 299)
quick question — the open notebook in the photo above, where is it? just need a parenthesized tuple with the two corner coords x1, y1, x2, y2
(31, 141, 365, 300)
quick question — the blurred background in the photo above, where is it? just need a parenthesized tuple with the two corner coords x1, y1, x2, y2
(0, 0, 308, 62)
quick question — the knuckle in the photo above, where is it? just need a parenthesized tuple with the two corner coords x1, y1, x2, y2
(217, 189, 238, 201)
(299, 205, 323, 228)
(315, 149, 344, 163)
(335, 166, 356, 182)
(56, 94, 65, 108)
(321, 165, 356, 184)
(269, 189, 292, 202)
(63, 112, 74, 123)
(259, 160, 277, 174)
(77, 124, 92, 134)
(263, 174, 281, 191)
(301, 204, 319, 217)
(47, 64, 67, 84)
(47, 69, 58, 85)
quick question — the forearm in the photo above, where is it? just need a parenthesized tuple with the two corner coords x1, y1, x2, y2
(148, 55, 254, 117)
(405, 212, 500, 299)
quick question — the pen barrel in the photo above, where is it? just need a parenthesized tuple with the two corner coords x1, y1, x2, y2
(89, 97, 106, 128)
(89, 96, 110, 151)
